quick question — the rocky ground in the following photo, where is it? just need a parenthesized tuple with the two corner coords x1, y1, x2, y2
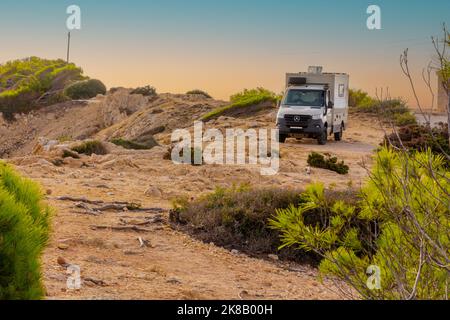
(1, 90, 385, 300)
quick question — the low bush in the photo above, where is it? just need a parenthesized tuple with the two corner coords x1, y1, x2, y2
(64, 79, 106, 100)
(393, 112, 417, 126)
(130, 85, 156, 97)
(71, 140, 107, 156)
(0, 162, 52, 299)
(201, 88, 279, 121)
(307, 152, 349, 175)
(170, 184, 358, 263)
(111, 138, 153, 150)
(62, 149, 80, 159)
(349, 89, 417, 126)
(385, 123, 449, 164)
(186, 89, 212, 98)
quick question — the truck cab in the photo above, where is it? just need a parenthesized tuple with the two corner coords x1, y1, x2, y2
(276, 67, 349, 145)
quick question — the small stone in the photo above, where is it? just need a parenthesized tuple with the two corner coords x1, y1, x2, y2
(58, 244, 69, 250)
(231, 249, 240, 256)
(144, 186, 162, 198)
(268, 254, 279, 261)
(166, 277, 182, 285)
(46, 189, 52, 195)
(57, 257, 68, 266)
(123, 250, 139, 255)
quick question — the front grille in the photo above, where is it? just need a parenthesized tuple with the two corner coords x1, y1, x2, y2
(284, 114, 312, 127)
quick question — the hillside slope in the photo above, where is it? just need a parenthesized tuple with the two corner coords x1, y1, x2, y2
(2, 89, 385, 299)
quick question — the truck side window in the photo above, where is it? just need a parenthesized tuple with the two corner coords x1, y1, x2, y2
(338, 84, 345, 97)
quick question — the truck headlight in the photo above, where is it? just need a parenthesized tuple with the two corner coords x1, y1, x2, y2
(311, 114, 322, 120)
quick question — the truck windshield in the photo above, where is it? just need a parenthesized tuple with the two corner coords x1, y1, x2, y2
(284, 90, 325, 108)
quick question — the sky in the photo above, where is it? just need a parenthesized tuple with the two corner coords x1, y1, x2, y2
(0, 0, 449, 105)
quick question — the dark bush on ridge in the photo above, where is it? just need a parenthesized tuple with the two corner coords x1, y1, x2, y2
(64, 79, 106, 100)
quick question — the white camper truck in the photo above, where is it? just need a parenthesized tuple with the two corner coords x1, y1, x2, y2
(276, 66, 349, 145)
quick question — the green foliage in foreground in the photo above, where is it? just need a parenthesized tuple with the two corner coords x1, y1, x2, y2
(307, 152, 349, 175)
(271, 148, 449, 299)
(0, 162, 52, 299)
(64, 79, 106, 100)
(0, 57, 85, 117)
(201, 88, 280, 121)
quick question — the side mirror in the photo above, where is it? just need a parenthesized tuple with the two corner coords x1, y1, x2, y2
(328, 101, 334, 109)
(277, 100, 282, 108)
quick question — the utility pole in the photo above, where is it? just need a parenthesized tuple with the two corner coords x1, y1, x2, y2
(66, 31, 71, 63)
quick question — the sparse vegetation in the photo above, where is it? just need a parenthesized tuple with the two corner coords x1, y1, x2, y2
(0, 162, 52, 299)
(71, 140, 107, 156)
(130, 85, 157, 97)
(171, 184, 362, 264)
(170, 185, 317, 261)
(0, 57, 85, 118)
(62, 149, 80, 159)
(111, 138, 153, 150)
(186, 89, 212, 98)
(385, 123, 450, 164)
(349, 89, 417, 126)
(201, 88, 279, 121)
(307, 152, 349, 175)
(64, 79, 106, 100)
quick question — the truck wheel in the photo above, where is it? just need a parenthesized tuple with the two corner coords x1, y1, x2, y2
(317, 129, 327, 145)
(278, 134, 287, 143)
(334, 126, 343, 141)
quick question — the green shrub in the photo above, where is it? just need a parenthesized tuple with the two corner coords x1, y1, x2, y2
(385, 123, 449, 164)
(170, 185, 316, 261)
(186, 89, 212, 98)
(349, 89, 375, 109)
(271, 148, 450, 299)
(130, 85, 156, 97)
(0, 162, 52, 299)
(307, 152, 349, 175)
(0, 57, 85, 117)
(71, 140, 107, 156)
(62, 149, 80, 159)
(349, 89, 417, 126)
(64, 79, 106, 100)
(393, 112, 417, 126)
(111, 138, 153, 150)
(201, 88, 279, 121)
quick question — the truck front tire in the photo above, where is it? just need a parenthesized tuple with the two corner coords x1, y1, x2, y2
(278, 134, 287, 143)
(317, 129, 327, 145)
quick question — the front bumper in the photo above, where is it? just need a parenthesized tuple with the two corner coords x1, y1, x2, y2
(277, 118, 324, 135)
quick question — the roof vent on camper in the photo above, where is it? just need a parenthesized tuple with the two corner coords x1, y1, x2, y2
(288, 77, 307, 86)
(308, 66, 323, 74)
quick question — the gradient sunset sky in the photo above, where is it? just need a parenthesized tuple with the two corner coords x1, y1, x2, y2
(1, 0, 449, 105)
